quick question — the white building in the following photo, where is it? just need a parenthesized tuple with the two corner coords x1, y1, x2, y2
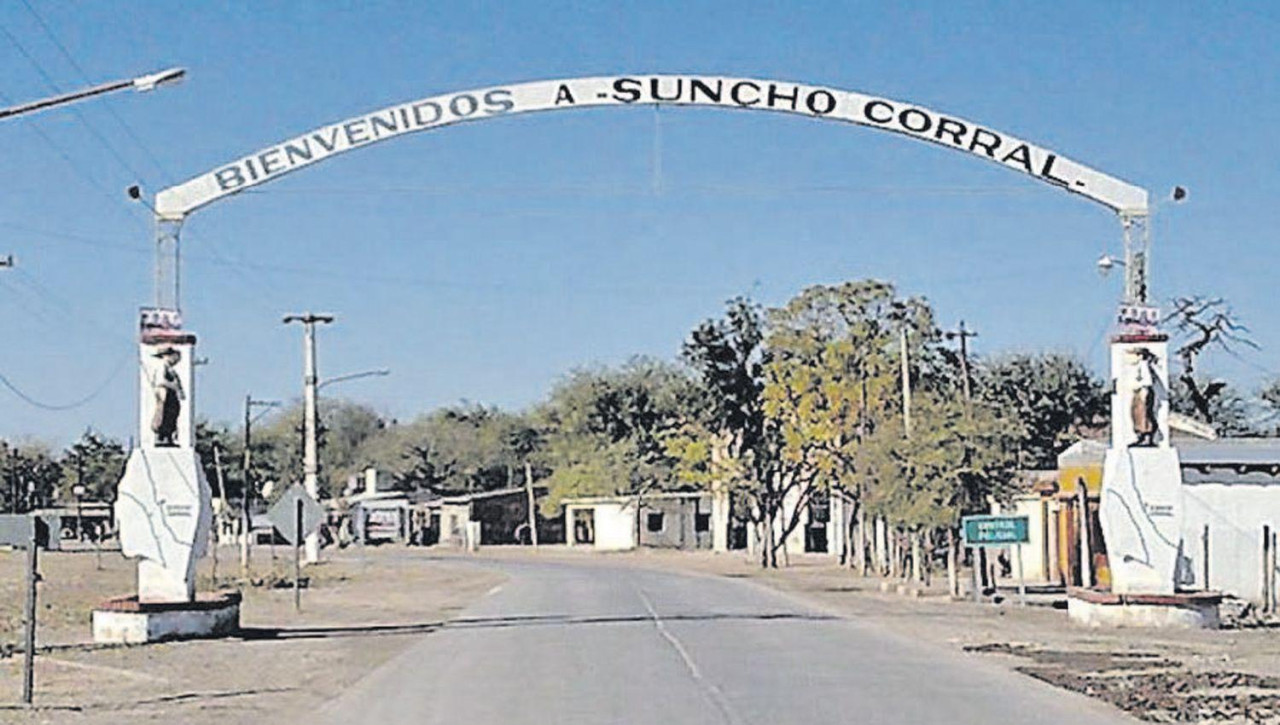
(564, 492, 719, 551)
(1176, 439, 1280, 606)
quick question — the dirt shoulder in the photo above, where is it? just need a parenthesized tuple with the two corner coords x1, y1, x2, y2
(0, 545, 503, 724)
(467, 546, 1280, 723)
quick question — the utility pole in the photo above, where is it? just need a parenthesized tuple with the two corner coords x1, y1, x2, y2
(899, 326, 912, 437)
(944, 320, 979, 599)
(944, 321, 979, 403)
(242, 395, 281, 572)
(283, 313, 334, 564)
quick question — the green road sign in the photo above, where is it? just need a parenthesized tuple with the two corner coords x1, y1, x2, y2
(962, 515, 1030, 547)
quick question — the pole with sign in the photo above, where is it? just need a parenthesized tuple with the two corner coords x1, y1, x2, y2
(962, 515, 1030, 606)
(267, 484, 324, 613)
(294, 499, 302, 612)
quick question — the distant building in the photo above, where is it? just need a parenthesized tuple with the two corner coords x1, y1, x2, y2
(425, 486, 561, 547)
(564, 491, 718, 551)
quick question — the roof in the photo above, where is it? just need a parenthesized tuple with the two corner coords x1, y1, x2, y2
(562, 491, 710, 507)
(1177, 439, 1280, 467)
(428, 486, 547, 507)
(1057, 439, 1107, 467)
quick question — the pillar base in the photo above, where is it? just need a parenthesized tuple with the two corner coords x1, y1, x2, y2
(1067, 588, 1221, 629)
(92, 591, 241, 644)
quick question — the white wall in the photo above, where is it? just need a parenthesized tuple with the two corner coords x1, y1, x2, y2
(565, 501, 637, 551)
(1181, 483, 1280, 605)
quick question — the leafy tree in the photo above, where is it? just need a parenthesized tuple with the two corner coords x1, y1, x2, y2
(974, 353, 1106, 469)
(676, 297, 769, 547)
(195, 421, 241, 502)
(538, 358, 700, 513)
(59, 430, 127, 503)
(248, 399, 387, 500)
(1170, 378, 1255, 437)
(386, 405, 535, 495)
(0, 441, 61, 513)
(764, 281, 939, 566)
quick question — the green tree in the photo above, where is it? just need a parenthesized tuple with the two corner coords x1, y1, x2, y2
(1, 441, 61, 513)
(974, 353, 1106, 469)
(538, 358, 700, 514)
(387, 405, 534, 494)
(59, 430, 127, 503)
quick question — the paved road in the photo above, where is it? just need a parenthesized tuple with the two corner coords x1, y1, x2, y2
(316, 558, 1132, 724)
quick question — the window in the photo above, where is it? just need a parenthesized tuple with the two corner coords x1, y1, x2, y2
(695, 513, 711, 533)
(646, 511, 665, 533)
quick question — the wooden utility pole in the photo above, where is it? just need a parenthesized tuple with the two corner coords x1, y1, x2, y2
(945, 321, 979, 598)
(899, 327, 912, 437)
(945, 321, 978, 403)
(211, 444, 225, 585)
(241, 395, 281, 573)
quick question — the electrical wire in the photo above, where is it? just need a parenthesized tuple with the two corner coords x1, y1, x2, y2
(0, 89, 149, 232)
(0, 350, 132, 412)
(16, 0, 174, 182)
(0, 19, 151, 184)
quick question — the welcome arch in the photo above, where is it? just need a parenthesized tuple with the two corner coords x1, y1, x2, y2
(156, 74, 1149, 219)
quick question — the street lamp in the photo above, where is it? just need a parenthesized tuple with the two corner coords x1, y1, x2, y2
(318, 368, 391, 392)
(0, 67, 186, 121)
(1095, 253, 1124, 277)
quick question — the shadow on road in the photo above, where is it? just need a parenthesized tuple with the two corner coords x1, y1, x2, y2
(238, 610, 840, 642)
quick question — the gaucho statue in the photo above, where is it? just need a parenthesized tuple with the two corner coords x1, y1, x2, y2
(150, 346, 185, 447)
(1130, 348, 1159, 447)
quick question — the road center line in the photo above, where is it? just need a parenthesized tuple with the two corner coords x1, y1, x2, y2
(634, 585, 742, 725)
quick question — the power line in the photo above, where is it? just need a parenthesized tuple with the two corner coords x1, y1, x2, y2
(0, 20, 151, 185)
(0, 350, 132, 412)
(16, 0, 174, 182)
(0, 89, 149, 232)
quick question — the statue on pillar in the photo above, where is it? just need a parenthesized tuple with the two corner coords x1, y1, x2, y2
(113, 308, 211, 603)
(1129, 348, 1159, 447)
(149, 346, 186, 447)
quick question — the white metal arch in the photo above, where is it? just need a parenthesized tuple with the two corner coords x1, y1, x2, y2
(155, 74, 1148, 220)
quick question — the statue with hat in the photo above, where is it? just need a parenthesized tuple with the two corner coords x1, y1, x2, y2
(149, 346, 185, 447)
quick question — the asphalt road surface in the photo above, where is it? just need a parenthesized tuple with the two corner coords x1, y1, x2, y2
(316, 558, 1132, 724)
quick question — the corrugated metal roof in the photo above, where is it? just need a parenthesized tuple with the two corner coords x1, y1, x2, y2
(1176, 439, 1280, 466)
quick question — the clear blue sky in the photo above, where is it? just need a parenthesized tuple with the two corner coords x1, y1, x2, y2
(2, 1, 1277, 444)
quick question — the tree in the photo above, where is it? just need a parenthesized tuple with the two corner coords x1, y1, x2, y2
(764, 281, 941, 568)
(195, 421, 240, 503)
(974, 353, 1106, 469)
(537, 358, 700, 514)
(386, 405, 535, 495)
(244, 399, 387, 501)
(1170, 378, 1255, 437)
(1167, 296, 1258, 427)
(1, 441, 61, 513)
(59, 430, 127, 503)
